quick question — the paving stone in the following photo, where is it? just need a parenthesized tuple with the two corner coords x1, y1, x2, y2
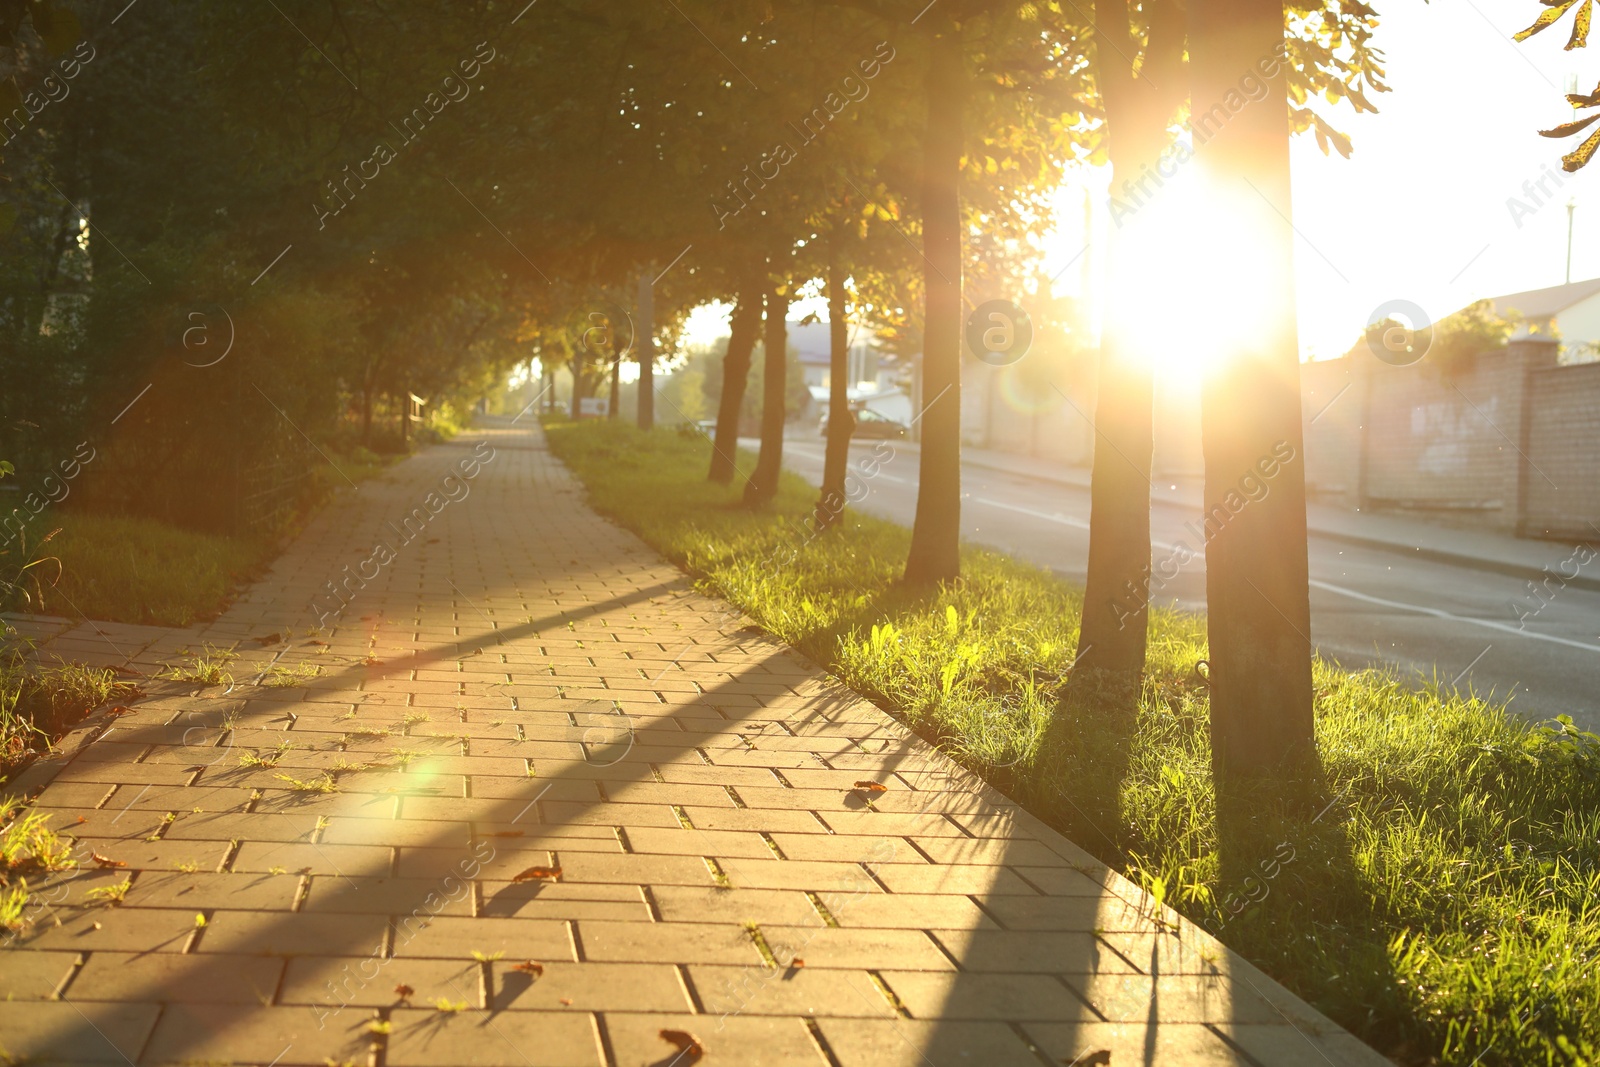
(759, 926, 958, 972)
(602, 1011, 824, 1067)
(721, 857, 895, 893)
(882, 971, 1099, 1022)
(139, 1003, 375, 1065)
(384, 1007, 603, 1066)
(227, 841, 389, 877)
(1023, 1020, 1253, 1065)
(0, 949, 76, 998)
(478, 882, 651, 922)
(483, 960, 690, 1012)
(651, 885, 826, 927)
(815, 1018, 1046, 1067)
(0, 1000, 160, 1064)
(12, 905, 198, 953)
(122, 870, 302, 911)
(68, 951, 285, 1004)
(928, 930, 1145, 975)
(279, 954, 483, 1010)
(576, 920, 765, 965)
(390, 916, 575, 961)
(196, 910, 389, 957)
(689, 963, 899, 1018)
(1067, 973, 1328, 1026)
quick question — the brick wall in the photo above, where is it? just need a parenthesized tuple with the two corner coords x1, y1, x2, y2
(1300, 337, 1599, 540)
(1523, 360, 1600, 539)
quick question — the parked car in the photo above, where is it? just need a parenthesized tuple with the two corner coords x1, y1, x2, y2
(818, 407, 907, 439)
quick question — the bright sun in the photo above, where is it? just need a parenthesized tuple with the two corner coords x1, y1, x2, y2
(1077, 162, 1291, 387)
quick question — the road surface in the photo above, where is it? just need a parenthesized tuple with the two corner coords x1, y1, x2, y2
(772, 437, 1600, 731)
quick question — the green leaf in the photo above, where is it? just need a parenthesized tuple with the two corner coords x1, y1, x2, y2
(1514, 0, 1581, 42)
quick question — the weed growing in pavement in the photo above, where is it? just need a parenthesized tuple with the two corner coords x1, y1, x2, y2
(239, 740, 293, 768)
(165, 644, 237, 687)
(262, 662, 322, 687)
(84, 877, 132, 906)
(273, 772, 338, 794)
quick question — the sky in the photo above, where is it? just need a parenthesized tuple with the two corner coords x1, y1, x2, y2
(685, 4, 1595, 363)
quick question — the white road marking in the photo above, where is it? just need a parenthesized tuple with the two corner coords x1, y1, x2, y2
(1308, 579, 1600, 653)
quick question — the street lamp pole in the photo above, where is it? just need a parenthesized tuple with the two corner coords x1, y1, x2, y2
(1567, 199, 1576, 284)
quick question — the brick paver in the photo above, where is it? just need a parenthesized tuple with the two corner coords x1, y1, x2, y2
(0, 421, 1387, 1066)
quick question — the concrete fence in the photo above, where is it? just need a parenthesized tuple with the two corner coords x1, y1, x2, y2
(1303, 338, 1600, 541)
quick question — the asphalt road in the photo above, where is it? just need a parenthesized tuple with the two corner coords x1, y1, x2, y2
(772, 437, 1600, 731)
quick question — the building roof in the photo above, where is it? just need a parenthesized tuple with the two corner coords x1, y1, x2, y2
(787, 321, 875, 365)
(1487, 276, 1600, 320)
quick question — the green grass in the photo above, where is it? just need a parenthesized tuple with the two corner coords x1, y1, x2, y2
(544, 417, 1600, 1067)
(0, 632, 126, 783)
(3, 513, 263, 627)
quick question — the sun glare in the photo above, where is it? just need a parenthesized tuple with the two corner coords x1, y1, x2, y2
(1069, 163, 1292, 388)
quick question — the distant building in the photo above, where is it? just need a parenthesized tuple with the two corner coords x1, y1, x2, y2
(1483, 276, 1600, 362)
(789, 321, 914, 424)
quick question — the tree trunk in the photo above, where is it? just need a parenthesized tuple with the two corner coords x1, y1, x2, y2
(570, 351, 584, 420)
(902, 23, 965, 585)
(1191, 0, 1317, 777)
(637, 269, 655, 429)
(818, 238, 854, 529)
(743, 283, 789, 506)
(1074, 0, 1185, 680)
(709, 272, 762, 484)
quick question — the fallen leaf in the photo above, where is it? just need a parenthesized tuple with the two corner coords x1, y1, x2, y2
(559, 997, 573, 1005)
(110, 665, 143, 677)
(254, 633, 282, 645)
(511, 866, 562, 882)
(360, 616, 374, 621)
(511, 961, 544, 976)
(395, 984, 414, 999)
(363, 657, 382, 667)
(659, 1029, 704, 1062)
(74, 816, 88, 825)
(103, 706, 134, 718)
(91, 921, 102, 930)
(90, 852, 126, 869)
(854, 780, 888, 793)
(790, 958, 805, 968)
(427, 538, 440, 544)
(304, 639, 328, 647)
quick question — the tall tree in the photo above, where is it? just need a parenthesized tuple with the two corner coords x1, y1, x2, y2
(818, 231, 855, 528)
(637, 268, 655, 429)
(1190, 0, 1315, 775)
(709, 270, 762, 483)
(902, 17, 966, 584)
(743, 277, 790, 505)
(1073, 0, 1187, 679)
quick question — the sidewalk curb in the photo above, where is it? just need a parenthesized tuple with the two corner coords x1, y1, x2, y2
(1305, 528, 1600, 595)
(869, 439, 1600, 594)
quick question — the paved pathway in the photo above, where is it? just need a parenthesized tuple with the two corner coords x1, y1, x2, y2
(1, 421, 1388, 1066)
